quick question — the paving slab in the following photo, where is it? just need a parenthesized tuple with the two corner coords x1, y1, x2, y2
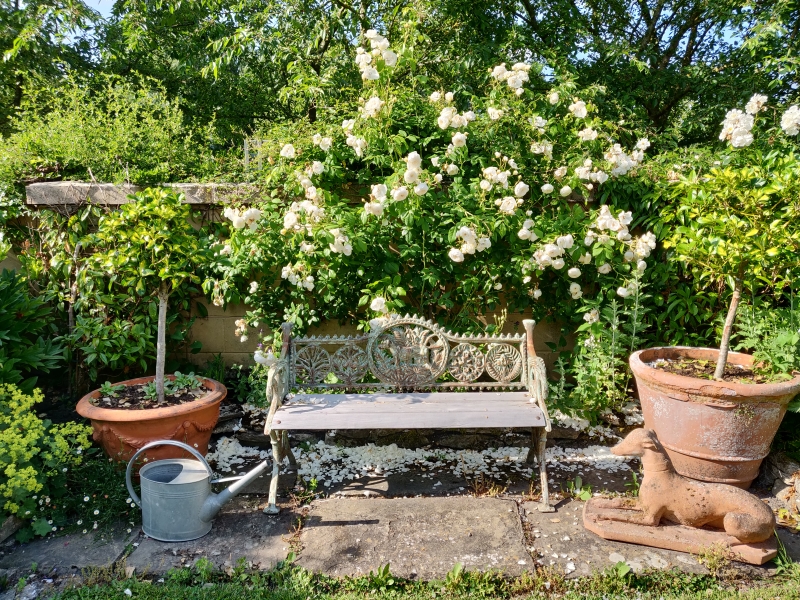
(126, 500, 298, 574)
(297, 496, 529, 579)
(521, 499, 708, 577)
(0, 528, 132, 573)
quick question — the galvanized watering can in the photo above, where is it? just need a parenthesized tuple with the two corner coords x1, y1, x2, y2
(126, 440, 269, 542)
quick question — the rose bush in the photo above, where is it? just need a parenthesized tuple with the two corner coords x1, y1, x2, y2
(205, 21, 663, 417)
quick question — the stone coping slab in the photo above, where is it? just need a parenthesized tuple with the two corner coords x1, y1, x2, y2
(297, 496, 530, 579)
(0, 529, 133, 572)
(25, 182, 259, 207)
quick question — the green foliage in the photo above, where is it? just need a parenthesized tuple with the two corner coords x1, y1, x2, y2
(735, 302, 800, 377)
(98, 382, 125, 397)
(566, 476, 592, 501)
(0, 74, 212, 184)
(0, 269, 64, 393)
(0, 384, 92, 540)
(366, 563, 395, 591)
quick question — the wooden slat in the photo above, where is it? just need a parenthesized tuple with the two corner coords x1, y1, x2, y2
(272, 392, 545, 430)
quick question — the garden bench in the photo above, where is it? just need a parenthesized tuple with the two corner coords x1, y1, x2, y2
(262, 315, 554, 513)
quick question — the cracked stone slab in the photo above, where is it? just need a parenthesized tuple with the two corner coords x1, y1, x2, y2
(297, 496, 529, 579)
(0, 528, 132, 572)
(522, 499, 708, 577)
(126, 499, 297, 574)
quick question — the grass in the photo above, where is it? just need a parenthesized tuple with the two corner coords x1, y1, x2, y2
(52, 558, 800, 600)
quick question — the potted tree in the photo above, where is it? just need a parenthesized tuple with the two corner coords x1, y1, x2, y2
(76, 188, 226, 462)
(630, 97, 800, 487)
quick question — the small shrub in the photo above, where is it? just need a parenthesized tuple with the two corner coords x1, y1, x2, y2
(0, 384, 91, 541)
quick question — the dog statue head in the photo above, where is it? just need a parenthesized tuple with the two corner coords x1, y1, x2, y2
(611, 428, 660, 457)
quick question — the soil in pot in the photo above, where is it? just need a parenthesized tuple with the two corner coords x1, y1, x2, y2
(91, 384, 206, 410)
(649, 357, 781, 384)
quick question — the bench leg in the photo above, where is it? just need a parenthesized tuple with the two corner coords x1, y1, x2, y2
(525, 428, 538, 465)
(536, 429, 555, 513)
(264, 431, 282, 515)
(282, 431, 298, 473)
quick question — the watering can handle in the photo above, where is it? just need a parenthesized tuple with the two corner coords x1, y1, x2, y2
(125, 440, 214, 508)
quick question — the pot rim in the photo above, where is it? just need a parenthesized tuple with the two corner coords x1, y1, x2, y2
(630, 346, 800, 397)
(76, 375, 226, 422)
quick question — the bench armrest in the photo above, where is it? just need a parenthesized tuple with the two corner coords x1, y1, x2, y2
(527, 356, 552, 432)
(264, 322, 294, 436)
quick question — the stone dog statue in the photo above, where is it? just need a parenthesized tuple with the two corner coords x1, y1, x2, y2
(593, 428, 775, 543)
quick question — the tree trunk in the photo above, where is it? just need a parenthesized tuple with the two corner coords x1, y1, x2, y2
(714, 268, 744, 381)
(156, 282, 169, 402)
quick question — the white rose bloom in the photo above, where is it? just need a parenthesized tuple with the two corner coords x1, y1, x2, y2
(575, 166, 591, 180)
(533, 288, 543, 299)
(594, 171, 609, 184)
(560, 185, 572, 197)
(498, 196, 517, 214)
(445, 91, 454, 102)
(431, 156, 440, 167)
(548, 91, 559, 105)
(488, 107, 503, 120)
(280, 143, 296, 159)
(381, 50, 397, 66)
(371, 183, 388, 201)
(437, 115, 451, 129)
(518, 228, 532, 240)
(364, 201, 384, 217)
(311, 161, 324, 175)
(730, 128, 754, 148)
(370, 297, 388, 312)
(342, 118, 355, 131)
(577, 127, 598, 141)
(414, 182, 429, 195)
(392, 186, 409, 201)
(249, 281, 258, 294)
(569, 282, 582, 298)
(598, 263, 612, 274)
(557, 234, 574, 249)
(568, 267, 581, 278)
(541, 183, 554, 194)
(568, 100, 588, 118)
(552, 258, 565, 269)
(514, 181, 529, 198)
(312, 133, 322, 145)
(554, 166, 568, 179)
(446, 164, 459, 176)
(490, 63, 509, 80)
(463, 111, 476, 122)
(636, 138, 651, 151)
(480, 179, 492, 191)
(319, 137, 332, 151)
(477, 237, 491, 251)
(624, 250, 635, 262)
(578, 253, 591, 264)
(461, 241, 477, 255)
(617, 287, 631, 298)
(452, 132, 468, 147)
(361, 66, 379, 80)
(434, 173, 443, 183)
(404, 168, 420, 183)
(363, 96, 385, 118)
(745, 94, 767, 115)
(302, 276, 315, 291)
(780, 105, 800, 136)
(637, 260, 647, 272)
(407, 151, 423, 169)
(430, 91, 441, 102)
(449, 247, 465, 262)
(583, 309, 599, 323)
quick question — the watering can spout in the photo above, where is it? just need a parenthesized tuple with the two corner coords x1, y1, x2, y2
(200, 459, 270, 522)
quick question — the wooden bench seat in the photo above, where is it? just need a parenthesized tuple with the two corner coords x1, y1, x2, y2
(261, 315, 554, 514)
(271, 392, 546, 430)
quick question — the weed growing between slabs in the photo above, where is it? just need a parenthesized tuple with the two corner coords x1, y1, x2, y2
(51, 555, 800, 600)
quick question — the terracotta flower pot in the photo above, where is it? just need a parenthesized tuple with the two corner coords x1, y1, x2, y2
(630, 347, 800, 489)
(76, 375, 226, 463)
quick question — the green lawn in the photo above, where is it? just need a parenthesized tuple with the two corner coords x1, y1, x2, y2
(54, 562, 800, 600)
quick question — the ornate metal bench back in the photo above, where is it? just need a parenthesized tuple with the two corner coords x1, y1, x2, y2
(288, 314, 533, 391)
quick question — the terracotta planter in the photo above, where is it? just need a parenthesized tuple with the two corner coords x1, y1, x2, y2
(630, 347, 800, 489)
(76, 375, 226, 463)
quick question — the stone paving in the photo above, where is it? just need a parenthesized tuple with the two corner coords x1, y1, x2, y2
(0, 465, 798, 592)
